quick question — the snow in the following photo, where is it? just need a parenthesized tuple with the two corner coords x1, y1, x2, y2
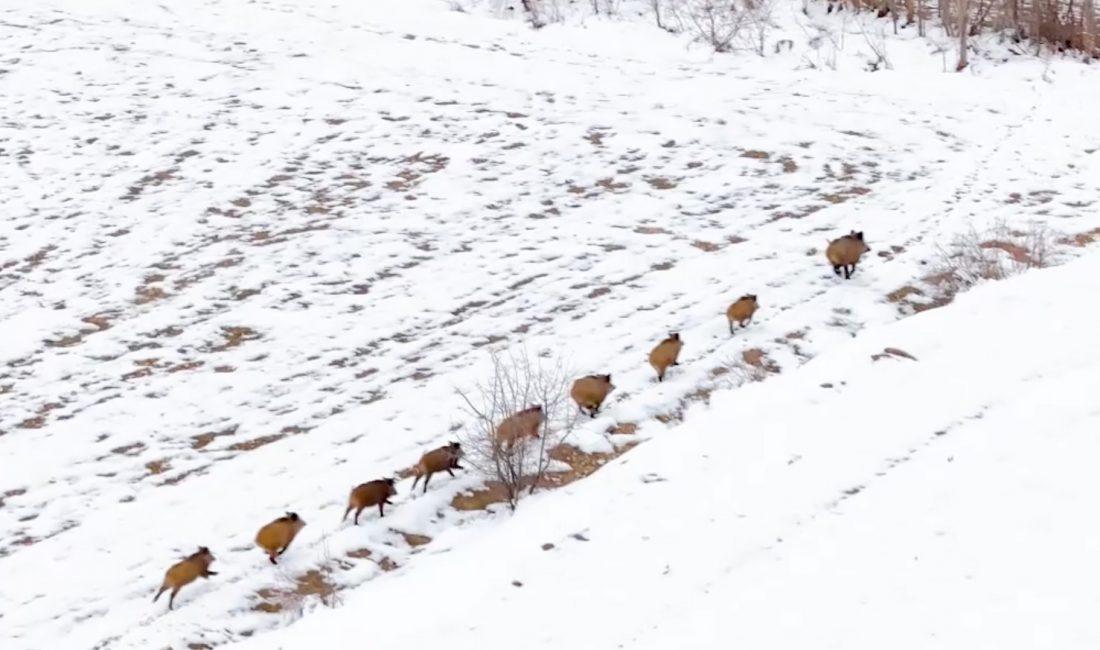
(226, 244, 1100, 650)
(1, 0, 1099, 648)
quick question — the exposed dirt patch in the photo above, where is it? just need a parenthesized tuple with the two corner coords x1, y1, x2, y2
(741, 150, 771, 160)
(396, 531, 432, 547)
(645, 176, 678, 190)
(451, 482, 513, 511)
(206, 326, 260, 352)
(979, 240, 1032, 265)
(134, 285, 169, 305)
(596, 177, 629, 192)
(606, 422, 637, 435)
(44, 313, 116, 348)
(191, 425, 238, 450)
(634, 225, 671, 235)
(254, 568, 342, 614)
(871, 347, 919, 362)
(778, 156, 798, 173)
(541, 441, 639, 489)
(1060, 226, 1100, 247)
(144, 459, 171, 476)
(0, 488, 27, 509)
(691, 240, 723, 252)
(886, 285, 924, 304)
(227, 426, 308, 452)
(742, 348, 781, 373)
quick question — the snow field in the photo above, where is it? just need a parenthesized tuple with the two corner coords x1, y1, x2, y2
(1, 0, 1099, 648)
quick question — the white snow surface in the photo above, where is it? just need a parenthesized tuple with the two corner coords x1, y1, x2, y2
(226, 248, 1100, 650)
(2, 0, 1100, 648)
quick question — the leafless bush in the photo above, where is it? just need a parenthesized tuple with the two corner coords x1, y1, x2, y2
(858, 17, 894, 68)
(932, 221, 1056, 292)
(456, 348, 578, 510)
(520, 0, 565, 27)
(679, 0, 748, 51)
(717, 355, 768, 390)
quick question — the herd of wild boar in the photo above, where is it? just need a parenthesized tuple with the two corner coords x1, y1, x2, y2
(153, 230, 872, 609)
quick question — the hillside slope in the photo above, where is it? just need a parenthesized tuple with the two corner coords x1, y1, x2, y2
(228, 248, 1100, 650)
(2, 0, 1100, 648)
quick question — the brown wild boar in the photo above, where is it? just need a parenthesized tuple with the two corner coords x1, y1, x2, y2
(826, 230, 871, 279)
(153, 546, 217, 610)
(494, 405, 544, 450)
(570, 374, 615, 417)
(648, 332, 683, 382)
(410, 442, 464, 494)
(255, 512, 306, 565)
(344, 477, 398, 524)
(726, 294, 759, 335)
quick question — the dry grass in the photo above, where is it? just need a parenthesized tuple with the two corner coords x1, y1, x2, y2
(254, 568, 342, 614)
(932, 221, 1055, 293)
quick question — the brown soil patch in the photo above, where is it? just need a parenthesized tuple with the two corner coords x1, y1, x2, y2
(634, 226, 671, 235)
(44, 313, 115, 348)
(145, 459, 171, 476)
(540, 441, 640, 489)
(741, 150, 771, 160)
(1060, 226, 1100, 247)
(886, 285, 923, 304)
(778, 156, 798, 173)
(0, 488, 27, 508)
(451, 482, 513, 511)
(227, 426, 308, 452)
(586, 286, 611, 299)
(158, 465, 210, 486)
(254, 569, 342, 613)
(207, 326, 260, 352)
(979, 240, 1032, 264)
(17, 416, 46, 429)
(135, 285, 169, 305)
(742, 348, 781, 373)
(596, 177, 630, 192)
(606, 422, 637, 435)
(112, 442, 146, 456)
(691, 240, 722, 252)
(397, 532, 432, 547)
(191, 425, 238, 450)
(646, 176, 678, 190)
(871, 347, 918, 362)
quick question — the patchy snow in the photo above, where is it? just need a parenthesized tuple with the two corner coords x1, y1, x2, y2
(1, 0, 1099, 648)
(226, 243, 1100, 650)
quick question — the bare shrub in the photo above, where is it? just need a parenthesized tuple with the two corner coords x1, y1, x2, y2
(456, 348, 578, 510)
(717, 355, 769, 390)
(670, 0, 777, 52)
(931, 221, 1056, 293)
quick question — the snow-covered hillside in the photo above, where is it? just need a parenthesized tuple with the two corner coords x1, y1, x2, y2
(228, 240, 1100, 650)
(1, 0, 1099, 648)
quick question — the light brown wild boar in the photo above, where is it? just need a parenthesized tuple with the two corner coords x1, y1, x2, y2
(826, 230, 871, 279)
(494, 405, 544, 450)
(255, 512, 306, 565)
(153, 546, 217, 610)
(570, 374, 615, 418)
(648, 332, 683, 382)
(411, 442, 464, 494)
(726, 294, 759, 335)
(344, 477, 398, 524)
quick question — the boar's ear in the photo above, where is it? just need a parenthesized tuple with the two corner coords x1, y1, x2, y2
(856, 231, 864, 240)
(605, 374, 612, 383)
(198, 546, 209, 554)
